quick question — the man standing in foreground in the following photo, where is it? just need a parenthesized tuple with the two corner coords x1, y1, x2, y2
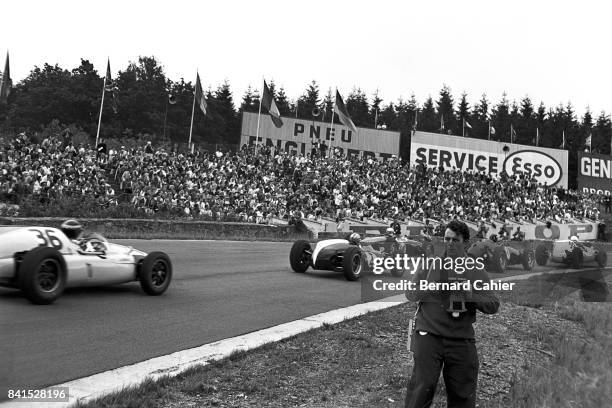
(405, 220, 500, 408)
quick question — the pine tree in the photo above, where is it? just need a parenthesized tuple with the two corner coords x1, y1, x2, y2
(472, 94, 489, 140)
(297, 80, 320, 119)
(518, 96, 535, 145)
(456, 93, 470, 136)
(346, 88, 370, 127)
(275, 86, 291, 116)
(436, 85, 457, 134)
(240, 85, 256, 113)
(491, 93, 510, 143)
(420, 96, 437, 132)
(594, 111, 612, 155)
(370, 89, 383, 128)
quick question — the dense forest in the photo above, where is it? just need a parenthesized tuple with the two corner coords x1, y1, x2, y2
(1, 56, 610, 159)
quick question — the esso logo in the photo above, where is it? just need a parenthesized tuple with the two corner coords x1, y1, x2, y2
(503, 150, 562, 186)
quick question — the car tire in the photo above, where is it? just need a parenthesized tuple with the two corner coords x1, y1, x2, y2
(139, 251, 172, 296)
(522, 250, 534, 271)
(19, 247, 67, 305)
(571, 248, 584, 269)
(493, 246, 507, 273)
(342, 246, 362, 281)
(535, 244, 549, 266)
(596, 249, 607, 268)
(289, 240, 311, 273)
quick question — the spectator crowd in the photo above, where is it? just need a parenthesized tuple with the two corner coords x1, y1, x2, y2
(0, 133, 606, 226)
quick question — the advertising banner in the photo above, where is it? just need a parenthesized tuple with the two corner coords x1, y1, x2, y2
(240, 112, 400, 160)
(577, 152, 612, 196)
(410, 131, 569, 188)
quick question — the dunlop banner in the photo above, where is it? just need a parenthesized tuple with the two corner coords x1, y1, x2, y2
(240, 112, 400, 160)
(410, 131, 569, 188)
(577, 151, 612, 196)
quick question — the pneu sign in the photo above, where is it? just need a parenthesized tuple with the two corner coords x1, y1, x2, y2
(503, 150, 563, 186)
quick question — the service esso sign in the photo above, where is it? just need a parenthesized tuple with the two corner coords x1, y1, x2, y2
(503, 150, 563, 186)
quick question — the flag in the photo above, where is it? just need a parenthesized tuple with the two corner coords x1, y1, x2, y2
(0, 52, 11, 104)
(194, 73, 208, 115)
(464, 120, 472, 129)
(261, 80, 283, 128)
(510, 124, 517, 143)
(413, 110, 418, 130)
(104, 59, 118, 114)
(536, 127, 539, 146)
(585, 133, 592, 147)
(440, 114, 445, 130)
(490, 125, 496, 135)
(334, 90, 357, 133)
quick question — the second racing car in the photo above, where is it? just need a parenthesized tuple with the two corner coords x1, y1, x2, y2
(289, 228, 434, 281)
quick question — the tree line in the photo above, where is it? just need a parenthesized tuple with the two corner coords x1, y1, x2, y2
(1, 56, 610, 159)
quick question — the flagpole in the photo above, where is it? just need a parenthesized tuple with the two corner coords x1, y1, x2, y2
(374, 108, 378, 128)
(536, 127, 539, 147)
(188, 73, 197, 149)
(462, 117, 465, 137)
(328, 90, 336, 158)
(488, 121, 491, 141)
(95, 61, 107, 149)
(255, 78, 263, 151)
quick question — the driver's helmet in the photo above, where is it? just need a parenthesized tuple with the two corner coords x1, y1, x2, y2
(570, 235, 579, 242)
(490, 234, 498, 243)
(385, 227, 395, 237)
(349, 232, 361, 244)
(61, 219, 83, 240)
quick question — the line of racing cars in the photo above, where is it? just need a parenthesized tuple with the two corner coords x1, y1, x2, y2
(289, 228, 608, 281)
(0, 220, 608, 303)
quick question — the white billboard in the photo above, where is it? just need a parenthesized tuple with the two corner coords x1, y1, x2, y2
(410, 131, 569, 188)
(240, 112, 400, 160)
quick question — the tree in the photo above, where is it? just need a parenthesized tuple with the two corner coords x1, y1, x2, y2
(518, 96, 535, 145)
(420, 96, 437, 132)
(472, 94, 490, 140)
(370, 89, 383, 129)
(297, 80, 320, 119)
(594, 111, 612, 155)
(275, 86, 291, 117)
(346, 88, 370, 127)
(491, 93, 510, 143)
(436, 85, 457, 134)
(456, 93, 470, 137)
(240, 85, 257, 113)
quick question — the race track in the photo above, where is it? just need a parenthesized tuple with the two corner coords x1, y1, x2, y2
(0, 240, 609, 399)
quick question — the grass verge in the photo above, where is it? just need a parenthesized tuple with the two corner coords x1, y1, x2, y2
(77, 272, 611, 408)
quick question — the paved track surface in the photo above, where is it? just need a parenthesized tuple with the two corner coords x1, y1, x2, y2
(0, 240, 609, 397)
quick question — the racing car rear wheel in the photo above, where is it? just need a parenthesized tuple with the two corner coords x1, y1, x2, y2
(522, 250, 535, 271)
(290, 240, 311, 273)
(342, 246, 362, 281)
(535, 244, 549, 266)
(570, 248, 584, 269)
(492, 246, 507, 273)
(596, 250, 607, 268)
(140, 252, 172, 295)
(19, 247, 67, 305)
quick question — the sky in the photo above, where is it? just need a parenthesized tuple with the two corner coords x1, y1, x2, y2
(2, 0, 611, 118)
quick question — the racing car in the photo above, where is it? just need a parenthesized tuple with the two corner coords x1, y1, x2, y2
(289, 229, 434, 281)
(535, 237, 607, 268)
(467, 235, 534, 273)
(0, 226, 172, 304)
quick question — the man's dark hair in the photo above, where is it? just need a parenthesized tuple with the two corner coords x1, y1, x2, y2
(446, 220, 470, 241)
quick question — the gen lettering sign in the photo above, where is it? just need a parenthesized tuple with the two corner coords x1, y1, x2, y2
(240, 112, 400, 160)
(577, 152, 612, 195)
(410, 131, 568, 188)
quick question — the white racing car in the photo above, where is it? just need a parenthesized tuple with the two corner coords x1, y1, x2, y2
(535, 237, 607, 268)
(0, 226, 172, 304)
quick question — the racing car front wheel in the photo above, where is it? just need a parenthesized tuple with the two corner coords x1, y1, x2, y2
(19, 247, 67, 305)
(570, 248, 584, 269)
(342, 247, 362, 281)
(492, 246, 507, 273)
(140, 252, 173, 295)
(535, 244, 549, 266)
(290, 240, 311, 273)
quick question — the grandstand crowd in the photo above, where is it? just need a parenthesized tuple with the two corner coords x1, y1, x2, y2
(0, 133, 608, 226)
